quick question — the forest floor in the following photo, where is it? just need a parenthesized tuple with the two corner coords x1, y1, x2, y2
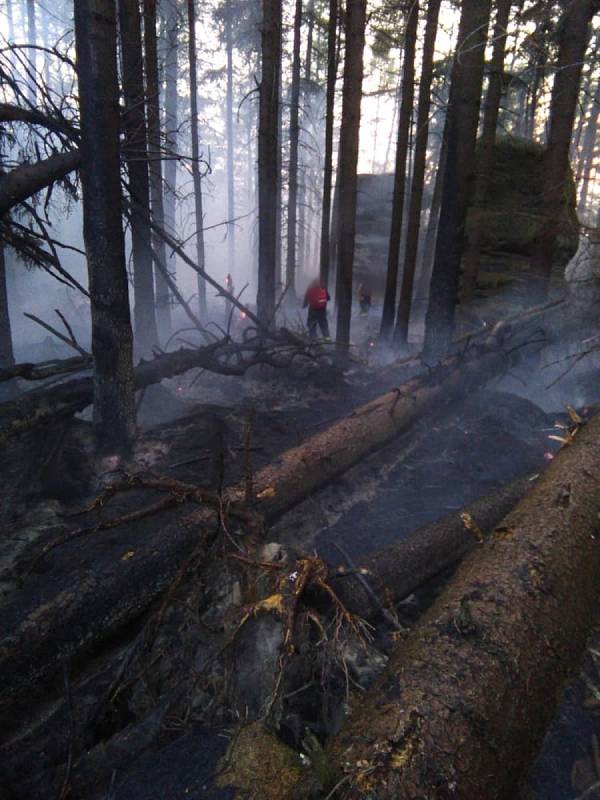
(1, 298, 600, 799)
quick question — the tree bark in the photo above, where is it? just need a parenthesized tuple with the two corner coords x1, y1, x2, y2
(144, 0, 172, 337)
(332, 473, 532, 621)
(462, 0, 513, 301)
(0, 150, 81, 216)
(393, 0, 441, 348)
(225, 8, 236, 280)
(529, 0, 595, 302)
(186, 0, 207, 318)
(297, 0, 315, 280)
(319, 0, 338, 287)
(26, 0, 37, 104)
(162, 0, 179, 261)
(257, 0, 282, 324)
(330, 410, 600, 799)
(380, 1, 419, 338)
(74, 0, 136, 451)
(335, 0, 367, 353)
(118, 0, 160, 356)
(0, 244, 14, 368)
(285, 0, 303, 298)
(423, 0, 492, 360)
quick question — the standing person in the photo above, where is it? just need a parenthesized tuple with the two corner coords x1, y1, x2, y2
(303, 278, 331, 339)
(358, 278, 372, 316)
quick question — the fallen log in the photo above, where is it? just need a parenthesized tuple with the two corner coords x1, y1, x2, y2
(0, 325, 540, 731)
(328, 412, 600, 799)
(0, 331, 319, 443)
(331, 473, 534, 621)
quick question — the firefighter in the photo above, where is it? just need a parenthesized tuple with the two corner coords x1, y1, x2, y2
(358, 279, 372, 316)
(303, 279, 331, 339)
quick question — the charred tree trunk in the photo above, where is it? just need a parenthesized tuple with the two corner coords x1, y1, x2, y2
(462, 0, 513, 301)
(74, 0, 136, 451)
(335, 0, 367, 353)
(257, 0, 282, 325)
(333, 473, 532, 621)
(330, 411, 600, 799)
(319, 0, 338, 287)
(0, 319, 537, 725)
(297, 0, 315, 279)
(225, 9, 236, 279)
(0, 244, 14, 368)
(423, 0, 492, 360)
(162, 0, 179, 252)
(393, 0, 441, 347)
(286, 0, 303, 298)
(144, 0, 172, 337)
(118, 0, 160, 356)
(187, 0, 207, 318)
(0, 150, 82, 216)
(380, 0, 419, 338)
(529, 0, 595, 302)
(26, 0, 36, 104)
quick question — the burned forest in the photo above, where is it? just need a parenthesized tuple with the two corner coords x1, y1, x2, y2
(2, 0, 600, 798)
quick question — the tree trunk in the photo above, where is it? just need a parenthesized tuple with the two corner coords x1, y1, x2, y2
(297, 0, 316, 280)
(423, 0, 492, 360)
(257, 0, 282, 325)
(26, 0, 36, 104)
(380, 1, 419, 338)
(330, 410, 600, 799)
(118, 0, 160, 356)
(186, 0, 207, 318)
(285, 0, 303, 298)
(462, 0, 513, 301)
(394, 0, 441, 347)
(74, 0, 136, 451)
(332, 473, 532, 621)
(225, 9, 236, 280)
(162, 0, 179, 267)
(319, 0, 338, 287)
(0, 150, 82, 216)
(144, 0, 172, 337)
(0, 244, 14, 368)
(529, 0, 595, 302)
(335, 0, 367, 353)
(577, 79, 600, 218)
(416, 128, 446, 318)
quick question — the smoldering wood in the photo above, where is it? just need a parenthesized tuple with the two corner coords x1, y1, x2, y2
(0, 321, 543, 728)
(331, 473, 534, 621)
(0, 333, 318, 443)
(328, 411, 600, 799)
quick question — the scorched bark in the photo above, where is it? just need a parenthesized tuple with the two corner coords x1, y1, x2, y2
(330, 412, 600, 799)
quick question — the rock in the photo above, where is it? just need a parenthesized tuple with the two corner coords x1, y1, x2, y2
(216, 722, 322, 800)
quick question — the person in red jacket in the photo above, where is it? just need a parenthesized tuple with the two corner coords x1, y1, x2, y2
(303, 279, 331, 339)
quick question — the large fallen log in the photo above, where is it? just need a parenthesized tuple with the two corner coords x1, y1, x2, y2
(328, 411, 600, 799)
(0, 326, 541, 731)
(332, 473, 534, 620)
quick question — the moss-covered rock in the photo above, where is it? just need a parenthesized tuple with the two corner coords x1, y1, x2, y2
(467, 135, 579, 269)
(216, 723, 322, 799)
